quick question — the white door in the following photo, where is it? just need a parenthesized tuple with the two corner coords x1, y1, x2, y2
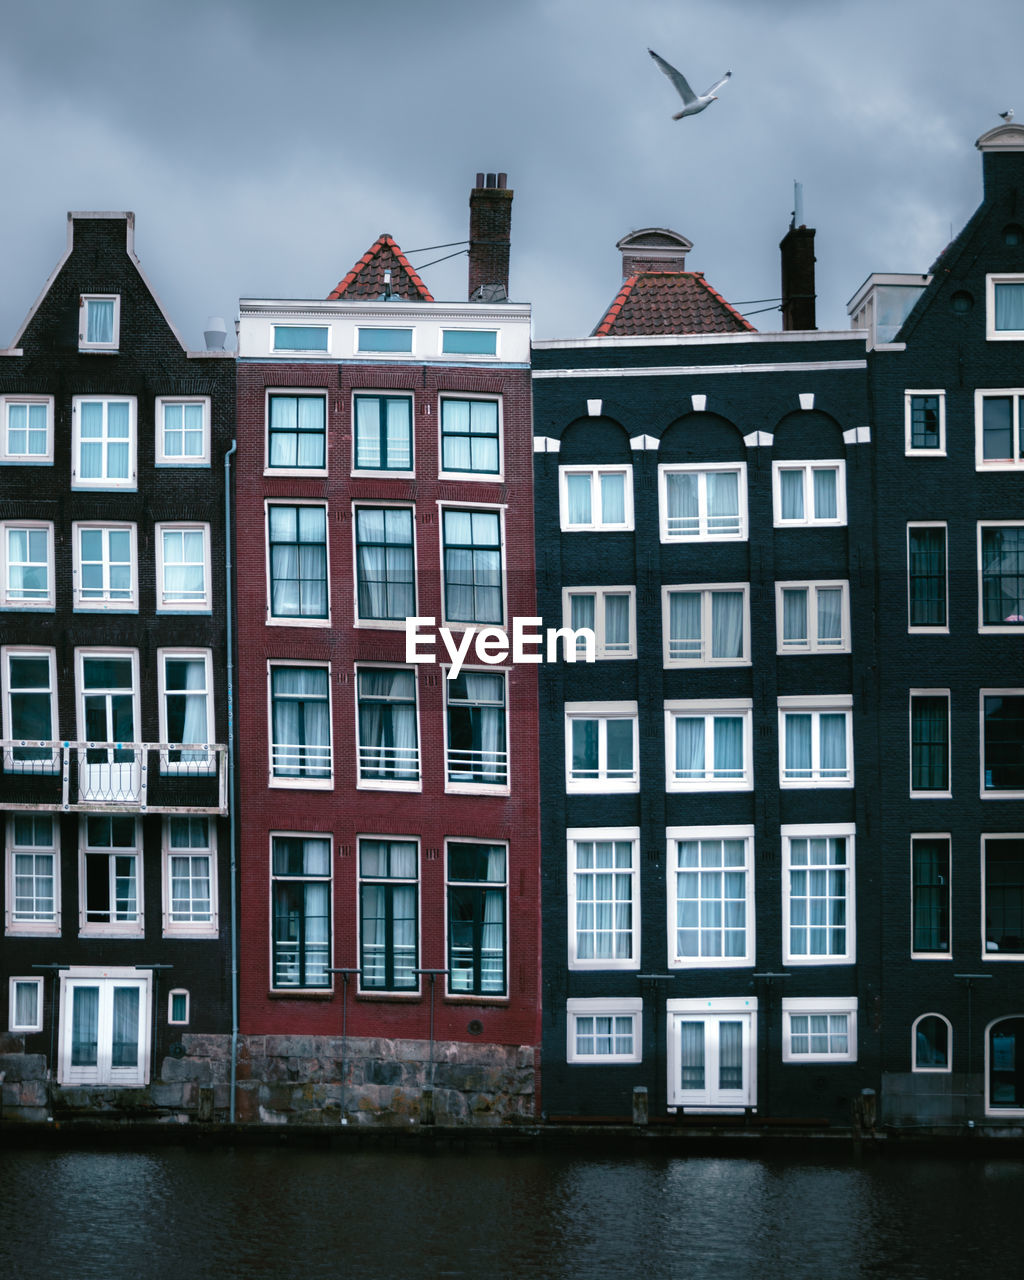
(669, 1009, 756, 1108)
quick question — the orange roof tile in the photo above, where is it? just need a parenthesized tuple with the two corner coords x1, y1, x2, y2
(327, 234, 434, 302)
(592, 271, 755, 337)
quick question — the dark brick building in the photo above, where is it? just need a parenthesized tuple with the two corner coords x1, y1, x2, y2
(233, 177, 541, 1124)
(0, 213, 234, 1120)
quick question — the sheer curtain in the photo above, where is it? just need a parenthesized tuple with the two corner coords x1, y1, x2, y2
(387, 399, 411, 468)
(442, 400, 472, 471)
(272, 668, 329, 777)
(676, 717, 705, 780)
(356, 509, 387, 618)
(481, 884, 505, 993)
(707, 471, 739, 534)
(111, 987, 140, 1067)
(570, 594, 596, 656)
(80, 402, 104, 478)
(783, 588, 808, 645)
(779, 470, 804, 519)
(713, 716, 743, 778)
(296, 397, 324, 467)
(666, 472, 698, 535)
(107, 402, 130, 479)
(358, 670, 417, 779)
(356, 398, 381, 469)
(566, 474, 592, 524)
(600, 473, 625, 524)
(171, 659, 208, 765)
(680, 1022, 705, 1089)
(718, 1021, 743, 1089)
(711, 591, 743, 659)
(817, 588, 842, 645)
(461, 672, 505, 782)
(813, 469, 837, 519)
(87, 299, 115, 344)
(995, 282, 1024, 331)
(820, 713, 847, 778)
(163, 529, 206, 604)
(785, 713, 812, 778)
(604, 594, 630, 652)
(302, 882, 329, 985)
(71, 987, 99, 1065)
(670, 591, 701, 659)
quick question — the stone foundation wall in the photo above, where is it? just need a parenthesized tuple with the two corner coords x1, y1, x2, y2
(0, 1032, 536, 1127)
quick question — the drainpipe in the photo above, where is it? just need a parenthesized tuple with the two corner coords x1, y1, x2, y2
(224, 440, 238, 1122)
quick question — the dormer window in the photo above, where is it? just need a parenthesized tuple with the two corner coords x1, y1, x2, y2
(79, 295, 120, 351)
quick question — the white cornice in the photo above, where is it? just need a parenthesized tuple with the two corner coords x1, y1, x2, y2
(533, 329, 865, 351)
(533, 359, 867, 379)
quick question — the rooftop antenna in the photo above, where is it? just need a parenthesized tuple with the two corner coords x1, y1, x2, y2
(792, 181, 804, 228)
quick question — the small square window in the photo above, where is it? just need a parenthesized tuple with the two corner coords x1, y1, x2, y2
(566, 998, 642, 1064)
(156, 523, 211, 612)
(775, 581, 849, 652)
(658, 464, 746, 542)
(664, 584, 750, 666)
(353, 395, 412, 472)
(987, 276, 1024, 339)
(565, 702, 639, 793)
(564, 587, 635, 660)
(440, 397, 501, 476)
(156, 398, 210, 466)
(72, 523, 137, 611)
(976, 391, 1024, 467)
(9, 976, 44, 1033)
(71, 397, 136, 489)
(1, 522, 55, 609)
(778, 697, 853, 787)
(908, 525, 948, 630)
(979, 524, 1024, 631)
(266, 393, 327, 472)
(560, 467, 634, 532)
(78, 295, 120, 351)
(782, 826, 855, 964)
(168, 990, 190, 1025)
(772, 462, 846, 526)
(665, 701, 753, 791)
(1, 396, 54, 464)
(782, 999, 857, 1062)
(905, 392, 946, 454)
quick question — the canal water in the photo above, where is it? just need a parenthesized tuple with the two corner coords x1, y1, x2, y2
(1, 1144, 1020, 1278)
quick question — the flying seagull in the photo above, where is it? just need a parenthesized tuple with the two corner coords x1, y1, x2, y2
(648, 48, 731, 120)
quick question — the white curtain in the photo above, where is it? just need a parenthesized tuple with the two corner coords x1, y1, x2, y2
(480, 887, 505, 993)
(107, 402, 130, 479)
(357, 508, 413, 619)
(79, 402, 104, 478)
(302, 882, 329, 985)
(820, 713, 847, 776)
(164, 529, 206, 603)
(813, 468, 837, 519)
(713, 716, 743, 778)
(87, 299, 114, 343)
(680, 1022, 705, 1090)
(983, 396, 1014, 459)
(782, 588, 807, 644)
(670, 591, 701, 658)
(707, 471, 739, 534)
(387, 399, 411, 468)
(780, 469, 804, 519)
(785, 713, 812, 777)
(111, 987, 140, 1068)
(566, 473, 592, 524)
(604, 594, 630, 652)
(570, 594, 595, 655)
(167, 658, 208, 764)
(666, 472, 698, 534)
(459, 672, 505, 781)
(272, 668, 329, 777)
(718, 1021, 743, 1089)
(355, 398, 382, 469)
(600, 473, 625, 524)
(711, 591, 743, 658)
(296, 398, 324, 467)
(676, 717, 705, 779)
(996, 282, 1024, 331)
(358, 670, 417, 779)
(442, 400, 472, 471)
(71, 986, 99, 1066)
(817, 588, 842, 645)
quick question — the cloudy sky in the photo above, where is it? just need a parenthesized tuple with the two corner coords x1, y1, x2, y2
(0, 0, 1018, 348)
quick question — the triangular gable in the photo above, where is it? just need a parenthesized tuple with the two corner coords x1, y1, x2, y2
(592, 271, 755, 337)
(327, 234, 434, 302)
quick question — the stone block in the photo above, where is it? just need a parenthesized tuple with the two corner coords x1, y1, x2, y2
(149, 1082, 185, 1108)
(0, 1054, 47, 1083)
(17, 1080, 49, 1107)
(159, 1056, 213, 1084)
(5, 1106, 49, 1124)
(235, 1082, 259, 1124)
(0, 1033, 26, 1054)
(181, 1033, 228, 1059)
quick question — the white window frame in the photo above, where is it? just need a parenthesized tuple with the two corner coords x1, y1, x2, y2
(565, 701, 639, 794)
(665, 699, 753, 793)
(4, 814, 60, 936)
(269, 831, 333, 992)
(778, 696, 854, 788)
(908, 522, 949, 633)
(658, 462, 747, 543)
(71, 395, 137, 489)
(444, 838, 508, 1000)
(9, 976, 44, 1033)
(264, 389, 328, 476)
(904, 390, 946, 456)
(666, 996, 758, 1110)
(982, 833, 1024, 960)
(351, 391, 414, 476)
(443, 666, 509, 795)
(666, 825, 755, 968)
(267, 660, 334, 790)
(0, 521, 55, 610)
(0, 395, 54, 464)
(155, 396, 211, 466)
(566, 997, 643, 1064)
(909, 689, 951, 798)
(986, 274, 1024, 340)
(774, 581, 850, 654)
(352, 501, 415, 630)
(157, 649, 215, 776)
(566, 826, 641, 972)
(72, 522, 137, 612)
(78, 294, 120, 351)
(438, 393, 504, 481)
(782, 823, 856, 965)
(155, 522, 211, 613)
(167, 989, 190, 1025)
(272, 323, 331, 354)
(912, 1013, 953, 1073)
(975, 389, 1024, 469)
(354, 663, 420, 793)
(356, 835, 421, 996)
(559, 465, 635, 532)
(439, 502, 506, 629)
(266, 500, 331, 627)
(162, 817, 218, 938)
(911, 833, 952, 960)
(980, 690, 1024, 799)
(439, 328, 500, 359)
(57, 967, 152, 1086)
(2, 646, 59, 775)
(355, 327, 414, 355)
(562, 586, 636, 660)
(978, 521, 1024, 633)
(78, 815, 144, 937)
(662, 583, 751, 667)
(771, 460, 846, 527)
(781, 997, 858, 1063)
(985, 1016, 1024, 1116)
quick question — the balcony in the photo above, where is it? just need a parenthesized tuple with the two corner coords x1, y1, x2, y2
(445, 746, 509, 786)
(0, 739, 228, 814)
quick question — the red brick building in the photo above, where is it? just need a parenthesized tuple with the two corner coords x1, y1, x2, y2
(233, 177, 540, 1123)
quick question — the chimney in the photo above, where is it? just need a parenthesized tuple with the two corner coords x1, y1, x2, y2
(468, 172, 512, 301)
(780, 184, 816, 331)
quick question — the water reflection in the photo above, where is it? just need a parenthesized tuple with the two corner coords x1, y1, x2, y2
(1, 1146, 1022, 1279)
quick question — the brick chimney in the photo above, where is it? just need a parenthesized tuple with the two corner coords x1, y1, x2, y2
(468, 173, 512, 301)
(780, 186, 816, 331)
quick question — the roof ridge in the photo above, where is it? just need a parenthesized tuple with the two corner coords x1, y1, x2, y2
(592, 275, 639, 336)
(691, 274, 757, 332)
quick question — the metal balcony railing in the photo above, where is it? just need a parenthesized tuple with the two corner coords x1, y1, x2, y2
(445, 746, 509, 785)
(0, 740, 228, 814)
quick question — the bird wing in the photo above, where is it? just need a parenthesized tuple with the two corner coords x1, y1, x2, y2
(701, 70, 732, 98)
(648, 49, 697, 106)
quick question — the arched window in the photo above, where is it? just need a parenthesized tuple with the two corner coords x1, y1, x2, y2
(912, 1013, 951, 1072)
(988, 1017, 1024, 1112)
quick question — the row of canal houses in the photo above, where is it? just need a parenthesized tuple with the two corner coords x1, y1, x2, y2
(3, 123, 1024, 1131)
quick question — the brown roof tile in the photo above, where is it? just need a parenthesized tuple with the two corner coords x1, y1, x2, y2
(327, 234, 434, 302)
(592, 271, 755, 337)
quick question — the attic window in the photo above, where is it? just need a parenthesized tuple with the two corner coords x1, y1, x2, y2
(357, 328, 413, 354)
(441, 329, 497, 356)
(273, 325, 330, 353)
(989, 277, 1024, 337)
(79, 295, 120, 351)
